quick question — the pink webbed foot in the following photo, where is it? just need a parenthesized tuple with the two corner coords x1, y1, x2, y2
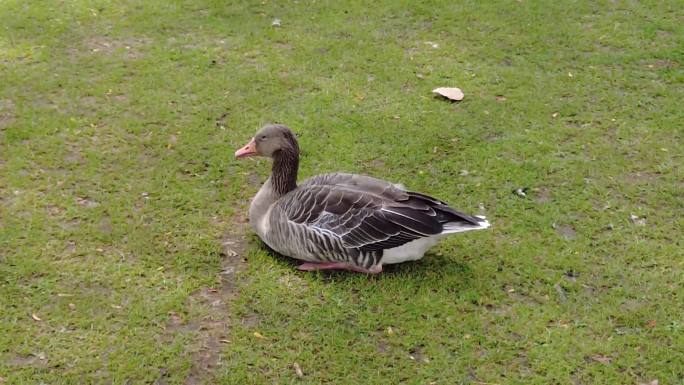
(297, 262, 382, 274)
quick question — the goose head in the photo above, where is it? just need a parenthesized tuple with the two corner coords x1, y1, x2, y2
(235, 124, 299, 159)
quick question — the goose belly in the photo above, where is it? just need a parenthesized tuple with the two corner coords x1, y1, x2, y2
(380, 236, 442, 265)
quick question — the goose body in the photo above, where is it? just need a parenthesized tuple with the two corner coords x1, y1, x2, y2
(236, 124, 489, 274)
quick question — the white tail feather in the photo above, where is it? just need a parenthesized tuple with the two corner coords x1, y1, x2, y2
(442, 215, 490, 234)
(381, 216, 491, 265)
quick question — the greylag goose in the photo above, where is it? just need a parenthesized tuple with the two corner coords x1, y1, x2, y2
(235, 124, 490, 274)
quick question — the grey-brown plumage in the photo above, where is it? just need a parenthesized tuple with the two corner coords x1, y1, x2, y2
(235, 124, 490, 274)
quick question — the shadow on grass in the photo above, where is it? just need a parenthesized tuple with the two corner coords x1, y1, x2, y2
(254, 238, 475, 290)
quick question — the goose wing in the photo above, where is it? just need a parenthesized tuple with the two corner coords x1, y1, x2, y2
(280, 173, 482, 251)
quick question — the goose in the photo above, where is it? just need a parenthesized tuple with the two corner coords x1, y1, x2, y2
(234, 124, 490, 274)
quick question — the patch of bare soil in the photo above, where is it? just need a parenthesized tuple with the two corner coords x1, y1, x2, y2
(408, 345, 429, 363)
(181, 212, 252, 385)
(6, 353, 48, 368)
(377, 340, 389, 354)
(646, 59, 679, 69)
(363, 158, 386, 171)
(555, 224, 577, 240)
(0, 99, 15, 129)
(82, 36, 152, 59)
(532, 186, 551, 203)
(625, 171, 662, 184)
(112, 94, 128, 102)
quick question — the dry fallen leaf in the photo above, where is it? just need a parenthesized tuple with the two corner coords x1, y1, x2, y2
(31, 313, 42, 322)
(644, 319, 657, 329)
(293, 362, 304, 377)
(495, 95, 507, 101)
(432, 87, 464, 101)
(591, 354, 612, 364)
(639, 380, 659, 385)
(386, 326, 394, 335)
(253, 331, 265, 339)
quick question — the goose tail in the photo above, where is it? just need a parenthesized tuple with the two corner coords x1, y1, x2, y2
(442, 215, 490, 234)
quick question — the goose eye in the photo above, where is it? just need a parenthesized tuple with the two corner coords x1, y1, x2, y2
(260, 135, 267, 140)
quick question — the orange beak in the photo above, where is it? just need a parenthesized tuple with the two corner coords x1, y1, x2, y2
(235, 138, 257, 159)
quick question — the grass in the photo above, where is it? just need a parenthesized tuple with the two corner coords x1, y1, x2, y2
(1, 0, 683, 384)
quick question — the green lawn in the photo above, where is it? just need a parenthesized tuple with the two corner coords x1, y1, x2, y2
(1, 1, 683, 384)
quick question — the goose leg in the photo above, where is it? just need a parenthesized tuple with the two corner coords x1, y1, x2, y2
(297, 262, 382, 274)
